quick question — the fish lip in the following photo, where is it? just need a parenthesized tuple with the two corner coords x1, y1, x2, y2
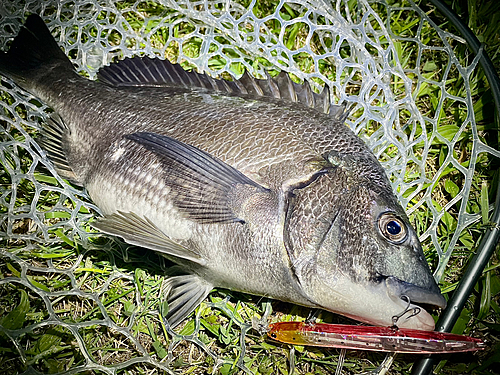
(385, 276, 447, 310)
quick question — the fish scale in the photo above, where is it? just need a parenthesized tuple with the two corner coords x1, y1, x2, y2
(0, 14, 446, 330)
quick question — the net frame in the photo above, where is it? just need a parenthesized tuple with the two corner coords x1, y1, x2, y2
(0, 0, 498, 374)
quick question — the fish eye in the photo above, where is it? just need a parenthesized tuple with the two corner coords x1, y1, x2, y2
(387, 220, 401, 235)
(378, 213, 408, 244)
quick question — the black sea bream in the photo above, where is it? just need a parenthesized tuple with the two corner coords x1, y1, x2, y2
(0, 15, 446, 330)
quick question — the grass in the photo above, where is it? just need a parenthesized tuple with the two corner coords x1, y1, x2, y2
(1, 0, 499, 374)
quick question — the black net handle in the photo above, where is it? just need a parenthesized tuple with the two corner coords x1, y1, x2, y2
(411, 0, 500, 374)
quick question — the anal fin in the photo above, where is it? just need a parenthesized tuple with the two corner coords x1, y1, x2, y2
(93, 211, 206, 265)
(38, 114, 80, 184)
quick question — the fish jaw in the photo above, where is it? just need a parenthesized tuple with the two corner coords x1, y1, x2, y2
(303, 271, 445, 331)
(385, 276, 447, 312)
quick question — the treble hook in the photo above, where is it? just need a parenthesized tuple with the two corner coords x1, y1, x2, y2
(391, 295, 421, 327)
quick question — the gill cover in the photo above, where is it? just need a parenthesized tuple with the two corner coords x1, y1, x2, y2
(283, 149, 445, 328)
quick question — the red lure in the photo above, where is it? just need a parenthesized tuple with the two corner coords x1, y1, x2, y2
(268, 322, 485, 354)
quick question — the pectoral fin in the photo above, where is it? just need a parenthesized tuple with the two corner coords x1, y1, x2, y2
(93, 211, 206, 265)
(126, 132, 270, 224)
(162, 271, 213, 327)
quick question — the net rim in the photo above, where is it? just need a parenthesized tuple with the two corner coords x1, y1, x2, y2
(412, 0, 500, 372)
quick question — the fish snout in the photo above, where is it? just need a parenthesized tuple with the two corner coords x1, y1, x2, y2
(379, 277, 445, 330)
(385, 276, 447, 311)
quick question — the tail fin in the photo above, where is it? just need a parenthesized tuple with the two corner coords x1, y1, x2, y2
(0, 14, 74, 90)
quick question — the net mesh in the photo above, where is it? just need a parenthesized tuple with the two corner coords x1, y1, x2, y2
(0, 0, 498, 374)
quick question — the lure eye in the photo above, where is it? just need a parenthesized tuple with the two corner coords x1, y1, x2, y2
(378, 213, 408, 244)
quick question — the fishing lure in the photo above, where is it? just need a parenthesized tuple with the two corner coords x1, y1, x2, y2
(267, 322, 485, 354)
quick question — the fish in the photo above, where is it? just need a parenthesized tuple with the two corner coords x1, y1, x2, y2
(0, 14, 446, 330)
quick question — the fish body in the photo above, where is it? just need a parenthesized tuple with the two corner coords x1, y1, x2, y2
(0, 15, 446, 330)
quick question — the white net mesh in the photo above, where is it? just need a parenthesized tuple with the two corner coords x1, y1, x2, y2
(1, 0, 498, 374)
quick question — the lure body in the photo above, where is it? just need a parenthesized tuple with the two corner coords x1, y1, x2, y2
(268, 322, 485, 354)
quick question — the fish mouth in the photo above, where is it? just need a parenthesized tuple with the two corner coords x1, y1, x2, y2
(385, 276, 447, 320)
(307, 271, 447, 330)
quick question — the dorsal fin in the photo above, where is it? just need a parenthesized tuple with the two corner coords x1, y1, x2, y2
(98, 57, 343, 117)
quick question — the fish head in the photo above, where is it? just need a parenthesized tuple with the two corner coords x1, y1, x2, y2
(286, 154, 446, 330)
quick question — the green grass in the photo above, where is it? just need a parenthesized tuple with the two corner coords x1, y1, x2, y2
(1, 0, 500, 374)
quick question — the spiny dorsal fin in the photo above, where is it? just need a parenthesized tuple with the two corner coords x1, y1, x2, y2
(274, 71, 297, 102)
(98, 57, 342, 116)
